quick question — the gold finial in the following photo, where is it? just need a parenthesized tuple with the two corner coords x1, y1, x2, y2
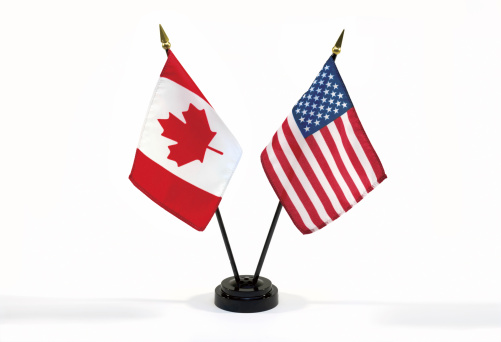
(159, 24, 171, 50)
(332, 29, 345, 55)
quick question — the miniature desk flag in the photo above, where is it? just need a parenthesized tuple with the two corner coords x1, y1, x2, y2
(130, 51, 242, 231)
(261, 56, 386, 234)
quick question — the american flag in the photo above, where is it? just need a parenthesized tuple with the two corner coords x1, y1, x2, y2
(261, 56, 387, 234)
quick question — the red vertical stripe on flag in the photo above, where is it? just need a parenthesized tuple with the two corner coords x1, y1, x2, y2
(305, 136, 352, 212)
(347, 108, 387, 183)
(271, 134, 325, 228)
(129, 149, 221, 231)
(261, 149, 311, 234)
(281, 122, 339, 220)
(334, 118, 373, 191)
(318, 128, 363, 203)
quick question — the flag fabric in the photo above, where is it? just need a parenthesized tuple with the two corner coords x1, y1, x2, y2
(261, 56, 386, 234)
(130, 51, 242, 231)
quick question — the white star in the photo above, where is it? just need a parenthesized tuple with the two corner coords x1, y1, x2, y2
(314, 96, 320, 101)
(326, 107, 332, 112)
(333, 83, 339, 89)
(315, 120, 320, 126)
(305, 126, 310, 132)
(338, 93, 344, 99)
(302, 109, 307, 114)
(307, 94, 312, 100)
(305, 102, 310, 107)
(342, 102, 347, 108)
(319, 105, 325, 110)
(317, 113, 322, 118)
(299, 101, 303, 106)
(312, 104, 317, 109)
(326, 82, 332, 88)
(299, 117, 305, 122)
(309, 87, 315, 92)
(336, 101, 341, 106)
(296, 108, 301, 113)
(302, 94, 306, 98)
(322, 72, 327, 77)
(331, 91, 336, 97)
(324, 114, 330, 120)
(309, 111, 315, 116)
(313, 79, 317, 84)
(316, 88, 322, 93)
(324, 89, 330, 95)
(319, 80, 324, 85)
(324, 65, 330, 70)
(328, 74, 334, 80)
(328, 99, 334, 104)
(321, 97, 327, 103)
(334, 108, 339, 113)
(307, 119, 312, 124)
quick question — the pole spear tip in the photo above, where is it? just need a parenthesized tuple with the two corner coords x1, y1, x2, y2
(332, 29, 344, 55)
(159, 24, 171, 50)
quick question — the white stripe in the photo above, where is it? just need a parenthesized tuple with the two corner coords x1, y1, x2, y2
(276, 127, 332, 224)
(286, 116, 345, 215)
(265, 144, 316, 231)
(326, 122, 367, 196)
(312, 132, 357, 206)
(341, 114, 379, 187)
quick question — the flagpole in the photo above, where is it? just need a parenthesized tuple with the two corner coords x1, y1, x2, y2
(159, 24, 241, 285)
(215, 208, 241, 283)
(252, 30, 345, 285)
(252, 202, 282, 284)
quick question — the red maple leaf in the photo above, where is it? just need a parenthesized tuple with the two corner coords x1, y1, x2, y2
(158, 103, 223, 167)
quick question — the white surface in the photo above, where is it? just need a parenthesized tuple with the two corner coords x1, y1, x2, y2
(1, 0, 501, 341)
(1, 295, 500, 342)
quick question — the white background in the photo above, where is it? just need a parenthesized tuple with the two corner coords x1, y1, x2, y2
(1, 0, 501, 341)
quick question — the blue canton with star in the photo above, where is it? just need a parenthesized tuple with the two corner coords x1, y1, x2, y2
(292, 57, 353, 138)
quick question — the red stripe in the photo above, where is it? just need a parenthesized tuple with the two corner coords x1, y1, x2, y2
(347, 108, 387, 183)
(160, 50, 211, 106)
(129, 149, 220, 231)
(271, 134, 325, 229)
(281, 120, 339, 220)
(305, 136, 352, 212)
(334, 117, 373, 191)
(261, 149, 311, 234)
(318, 127, 363, 203)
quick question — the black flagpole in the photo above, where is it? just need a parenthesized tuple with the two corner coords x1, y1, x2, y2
(252, 202, 282, 284)
(159, 25, 241, 285)
(215, 208, 241, 283)
(252, 30, 345, 285)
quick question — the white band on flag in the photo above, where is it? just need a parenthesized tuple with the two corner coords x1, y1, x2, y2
(326, 122, 367, 197)
(312, 131, 357, 206)
(341, 114, 379, 187)
(265, 144, 317, 231)
(286, 116, 345, 215)
(276, 127, 332, 224)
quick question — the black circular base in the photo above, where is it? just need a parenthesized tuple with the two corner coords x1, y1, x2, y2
(214, 275, 278, 313)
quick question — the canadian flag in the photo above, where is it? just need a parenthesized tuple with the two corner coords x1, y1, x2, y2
(129, 51, 242, 231)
